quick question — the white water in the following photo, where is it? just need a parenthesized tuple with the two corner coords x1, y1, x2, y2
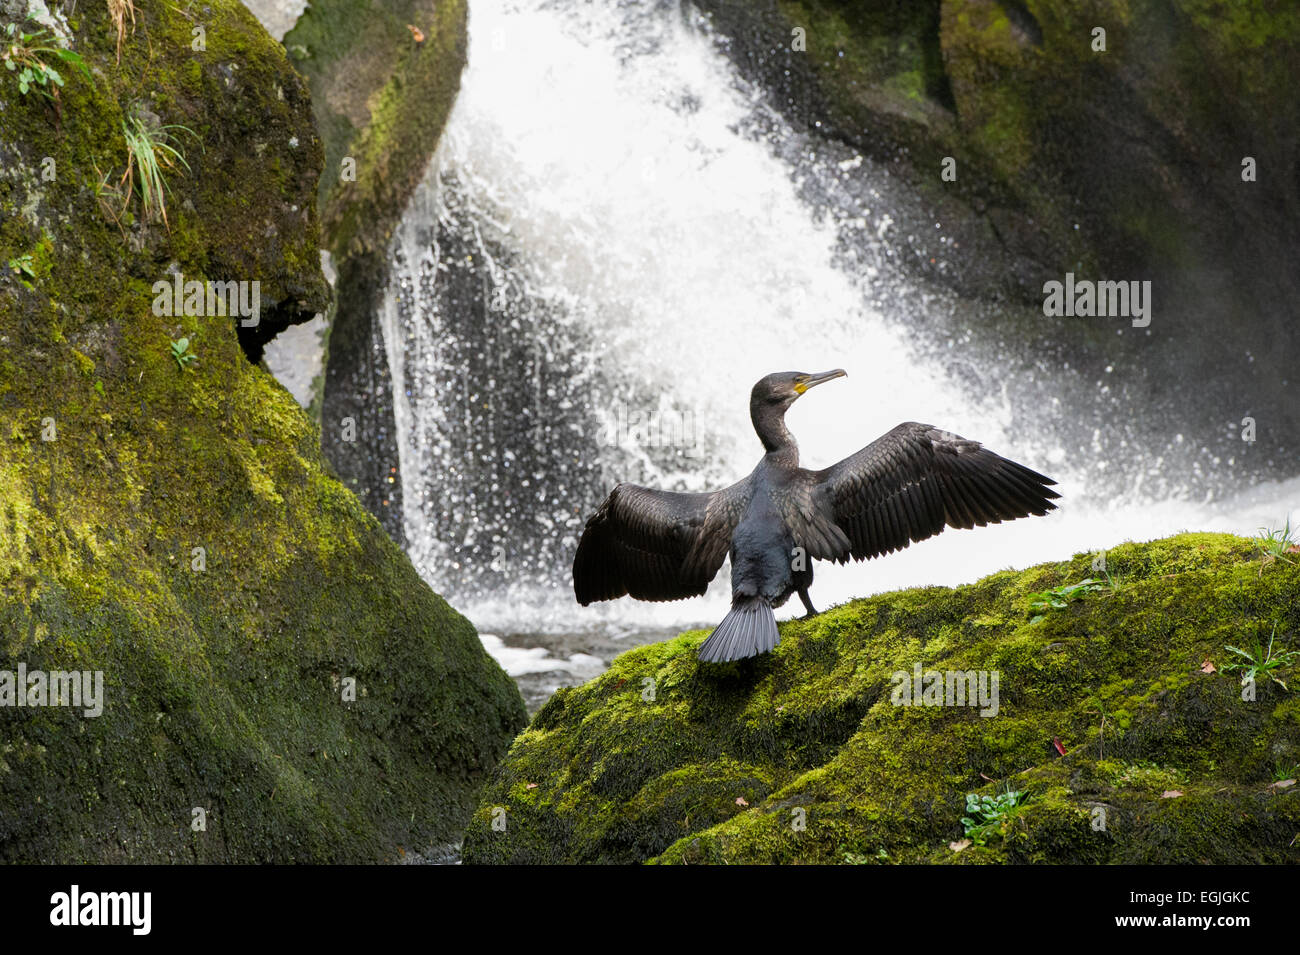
(380, 0, 1298, 647)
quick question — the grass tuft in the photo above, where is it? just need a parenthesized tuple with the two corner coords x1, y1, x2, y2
(120, 111, 197, 229)
(1256, 517, 1299, 567)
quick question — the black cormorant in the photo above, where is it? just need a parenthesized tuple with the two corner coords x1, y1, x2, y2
(573, 370, 1060, 662)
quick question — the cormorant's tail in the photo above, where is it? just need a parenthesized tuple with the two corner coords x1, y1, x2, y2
(698, 596, 778, 663)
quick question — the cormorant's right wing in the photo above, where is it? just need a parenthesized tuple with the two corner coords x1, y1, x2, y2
(573, 479, 751, 604)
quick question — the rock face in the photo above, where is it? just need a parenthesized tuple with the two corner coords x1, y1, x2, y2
(284, 0, 468, 543)
(463, 534, 1300, 864)
(694, 0, 1300, 485)
(0, 0, 524, 861)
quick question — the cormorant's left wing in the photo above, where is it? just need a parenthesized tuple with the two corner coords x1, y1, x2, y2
(573, 479, 751, 604)
(802, 422, 1059, 562)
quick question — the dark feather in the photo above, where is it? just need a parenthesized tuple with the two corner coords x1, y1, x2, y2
(796, 422, 1059, 563)
(573, 479, 751, 604)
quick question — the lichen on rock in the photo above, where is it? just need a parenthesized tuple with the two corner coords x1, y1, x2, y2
(463, 533, 1300, 864)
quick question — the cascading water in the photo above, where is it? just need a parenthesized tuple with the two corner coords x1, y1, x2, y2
(376, 0, 1297, 703)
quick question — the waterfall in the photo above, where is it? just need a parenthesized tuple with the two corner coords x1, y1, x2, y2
(377, 0, 1298, 641)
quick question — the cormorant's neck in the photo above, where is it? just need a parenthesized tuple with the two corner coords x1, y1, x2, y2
(752, 402, 798, 458)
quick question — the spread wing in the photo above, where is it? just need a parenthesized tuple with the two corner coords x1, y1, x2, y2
(802, 422, 1060, 562)
(573, 479, 751, 604)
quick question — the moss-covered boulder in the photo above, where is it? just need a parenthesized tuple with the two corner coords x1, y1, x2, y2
(0, 0, 524, 862)
(463, 533, 1300, 864)
(284, 0, 467, 540)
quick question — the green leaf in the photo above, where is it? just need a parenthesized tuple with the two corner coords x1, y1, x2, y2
(56, 48, 91, 80)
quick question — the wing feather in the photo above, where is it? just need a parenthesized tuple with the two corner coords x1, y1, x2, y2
(804, 422, 1059, 562)
(573, 479, 750, 604)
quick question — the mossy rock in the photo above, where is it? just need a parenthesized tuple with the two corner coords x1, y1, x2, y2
(0, 0, 525, 861)
(284, 0, 465, 258)
(0, 0, 333, 359)
(463, 533, 1300, 864)
(283, 0, 467, 540)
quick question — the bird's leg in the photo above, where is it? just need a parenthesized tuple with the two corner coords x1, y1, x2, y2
(798, 586, 819, 619)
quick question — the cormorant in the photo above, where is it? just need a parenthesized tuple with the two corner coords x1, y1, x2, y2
(573, 370, 1060, 663)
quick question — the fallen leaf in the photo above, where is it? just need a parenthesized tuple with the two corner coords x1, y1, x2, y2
(1268, 779, 1296, 791)
(1200, 659, 1216, 674)
(735, 796, 748, 806)
(525, 782, 538, 790)
(1161, 790, 1183, 798)
(406, 24, 425, 43)
(1052, 737, 1068, 757)
(949, 839, 971, 852)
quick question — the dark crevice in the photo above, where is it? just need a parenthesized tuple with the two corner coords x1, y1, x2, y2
(235, 299, 318, 364)
(919, 1, 956, 111)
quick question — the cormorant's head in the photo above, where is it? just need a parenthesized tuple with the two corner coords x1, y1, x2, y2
(750, 369, 847, 451)
(751, 369, 847, 410)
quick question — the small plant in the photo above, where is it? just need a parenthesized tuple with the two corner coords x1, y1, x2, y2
(961, 789, 1029, 845)
(7, 253, 36, 278)
(1272, 761, 1299, 784)
(1027, 578, 1104, 623)
(121, 112, 196, 229)
(1255, 518, 1298, 568)
(3, 21, 91, 99)
(1097, 564, 1125, 593)
(1222, 624, 1298, 692)
(170, 336, 197, 370)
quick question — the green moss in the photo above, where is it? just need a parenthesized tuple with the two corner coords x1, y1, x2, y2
(777, 0, 950, 119)
(0, 0, 525, 862)
(284, 0, 466, 257)
(463, 533, 1300, 864)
